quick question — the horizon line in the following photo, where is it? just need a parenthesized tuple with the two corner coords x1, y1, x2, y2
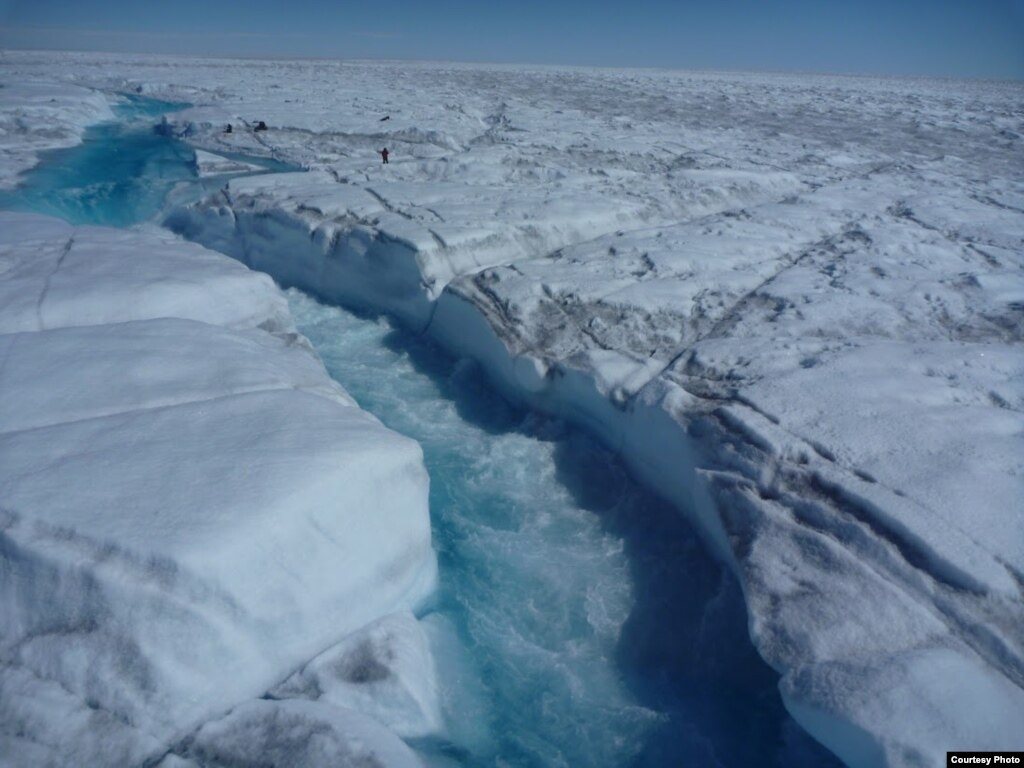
(2, 43, 1022, 85)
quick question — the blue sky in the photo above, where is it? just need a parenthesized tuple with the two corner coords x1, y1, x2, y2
(1, 0, 1022, 79)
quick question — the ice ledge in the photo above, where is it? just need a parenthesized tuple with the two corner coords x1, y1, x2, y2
(0, 212, 437, 766)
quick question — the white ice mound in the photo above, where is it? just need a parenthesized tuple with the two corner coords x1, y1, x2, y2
(0, 212, 437, 765)
(272, 611, 442, 739)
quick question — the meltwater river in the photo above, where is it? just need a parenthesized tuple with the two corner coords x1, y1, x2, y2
(2, 96, 840, 768)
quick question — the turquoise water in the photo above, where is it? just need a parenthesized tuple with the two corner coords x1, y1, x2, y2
(0, 100, 840, 767)
(0, 94, 293, 227)
(288, 292, 838, 768)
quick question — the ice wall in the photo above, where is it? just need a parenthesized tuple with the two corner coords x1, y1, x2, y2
(0, 212, 437, 766)
(169, 132, 1024, 767)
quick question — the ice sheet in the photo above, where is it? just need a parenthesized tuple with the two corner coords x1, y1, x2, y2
(3, 50, 1023, 766)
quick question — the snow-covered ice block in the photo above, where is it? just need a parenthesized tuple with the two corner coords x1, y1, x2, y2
(0, 387, 436, 753)
(700, 339, 1024, 574)
(783, 647, 1024, 768)
(165, 178, 438, 329)
(224, 170, 386, 220)
(431, 191, 856, 404)
(170, 160, 800, 333)
(0, 212, 293, 334)
(0, 212, 438, 763)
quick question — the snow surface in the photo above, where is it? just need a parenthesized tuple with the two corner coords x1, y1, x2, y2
(188, 699, 423, 768)
(0, 212, 294, 335)
(2, 49, 1023, 766)
(0, 212, 436, 766)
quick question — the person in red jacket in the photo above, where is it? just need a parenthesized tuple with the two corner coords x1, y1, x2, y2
(379, 147, 389, 164)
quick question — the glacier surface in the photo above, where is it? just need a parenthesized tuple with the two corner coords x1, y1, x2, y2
(2, 50, 1023, 766)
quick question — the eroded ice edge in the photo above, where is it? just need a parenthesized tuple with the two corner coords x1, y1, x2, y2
(2, 51, 1023, 766)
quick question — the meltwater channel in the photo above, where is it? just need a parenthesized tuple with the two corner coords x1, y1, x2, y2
(0, 94, 294, 227)
(2, 96, 841, 768)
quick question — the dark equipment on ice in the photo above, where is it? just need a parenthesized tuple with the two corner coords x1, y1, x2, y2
(254, 121, 268, 132)
(379, 115, 391, 122)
